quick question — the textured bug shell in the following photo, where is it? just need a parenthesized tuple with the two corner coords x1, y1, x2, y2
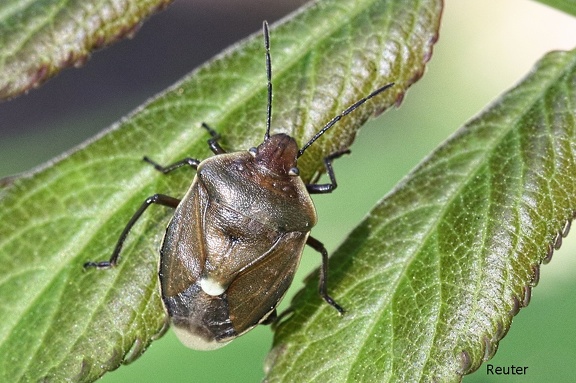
(159, 150, 317, 350)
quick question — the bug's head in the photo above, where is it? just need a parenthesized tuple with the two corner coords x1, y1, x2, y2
(251, 133, 299, 176)
(258, 21, 394, 177)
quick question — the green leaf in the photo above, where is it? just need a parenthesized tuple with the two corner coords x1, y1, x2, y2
(266, 48, 576, 381)
(0, 0, 441, 382)
(532, 0, 576, 17)
(0, 0, 174, 100)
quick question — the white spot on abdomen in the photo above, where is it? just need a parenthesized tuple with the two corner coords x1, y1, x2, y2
(200, 276, 226, 296)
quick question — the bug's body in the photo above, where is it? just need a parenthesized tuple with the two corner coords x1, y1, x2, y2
(84, 21, 393, 350)
(160, 135, 314, 349)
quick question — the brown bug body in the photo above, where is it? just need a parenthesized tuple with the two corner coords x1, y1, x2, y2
(161, 135, 315, 348)
(84, 21, 393, 350)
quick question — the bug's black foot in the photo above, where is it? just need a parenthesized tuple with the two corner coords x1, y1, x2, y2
(83, 261, 114, 270)
(324, 296, 345, 315)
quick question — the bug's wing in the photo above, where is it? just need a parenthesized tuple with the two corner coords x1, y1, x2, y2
(160, 181, 240, 350)
(226, 231, 308, 335)
(160, 180, 206, 298)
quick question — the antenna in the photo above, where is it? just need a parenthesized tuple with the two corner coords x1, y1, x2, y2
(297, 82, 395, 157)
(263, 21, 272, 140)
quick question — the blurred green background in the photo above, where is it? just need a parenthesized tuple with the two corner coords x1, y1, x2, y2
(1, 0, 576, 382)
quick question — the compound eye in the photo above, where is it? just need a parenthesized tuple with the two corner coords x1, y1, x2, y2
(248, 147, 258, 157)
(288, 167, 299, 176)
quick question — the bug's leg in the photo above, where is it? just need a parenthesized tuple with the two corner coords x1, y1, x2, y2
(201, 122, 227, 154)
(143, 156, 200, 174)
(305, 236, 345, 315)
(260, 309, 278, 326)
(270, 307, 294, 330)
(306, 149, 350, 194)
(84, 194, 180, 269)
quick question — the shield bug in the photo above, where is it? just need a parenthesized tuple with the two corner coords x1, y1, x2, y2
(85, 21, 393, 350)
